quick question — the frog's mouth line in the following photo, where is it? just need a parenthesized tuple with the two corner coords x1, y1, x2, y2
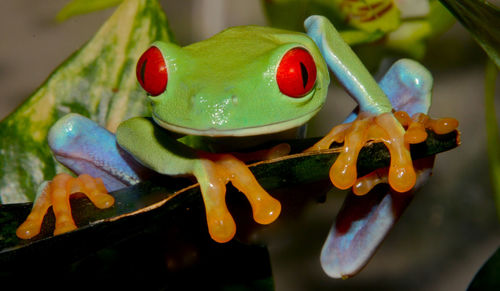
(152, 107, 322, 137)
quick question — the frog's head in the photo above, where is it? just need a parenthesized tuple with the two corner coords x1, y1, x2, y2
(136, 25, 329, 137)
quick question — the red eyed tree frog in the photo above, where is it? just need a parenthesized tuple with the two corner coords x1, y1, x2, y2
(16, 15, 457, 274)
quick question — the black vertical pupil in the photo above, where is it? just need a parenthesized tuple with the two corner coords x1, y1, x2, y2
(140, 58, 148, 84)
(300, 62, 308, 88)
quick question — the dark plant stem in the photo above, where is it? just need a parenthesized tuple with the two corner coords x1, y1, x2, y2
(485, 59, 500, 221)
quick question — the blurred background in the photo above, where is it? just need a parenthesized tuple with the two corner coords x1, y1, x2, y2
(0, 0, 499, 290)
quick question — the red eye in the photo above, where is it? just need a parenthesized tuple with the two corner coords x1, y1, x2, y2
(136, 46, 168, 96)
(276, 48, 317, 98)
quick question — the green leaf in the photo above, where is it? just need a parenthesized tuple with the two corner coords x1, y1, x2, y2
(439, 0, 500, 68)
(0, 130, 460, 264)
(468, 246, 500, 290)
(56, 0, 124, 22)
(0, 0, 174, 203)
(427, 0, 456, 38)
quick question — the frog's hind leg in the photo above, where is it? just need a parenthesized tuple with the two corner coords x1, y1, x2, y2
(16, 173, 114, 239)
(48, 113, 154, 192)
(320, 156, 435, 278)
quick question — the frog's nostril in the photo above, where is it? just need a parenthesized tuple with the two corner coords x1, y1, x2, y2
(231, 95, 239, 105)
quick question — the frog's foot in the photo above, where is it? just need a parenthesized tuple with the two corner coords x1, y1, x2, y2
(394, 111, 459, 142)
(195, 154, 281, 243)
(353, 155, 437, 196)
(306, 112, 416, 192)
(16, 173, 114, 239)
(306, 111, 458, 193)
(350, 111, 458, 195)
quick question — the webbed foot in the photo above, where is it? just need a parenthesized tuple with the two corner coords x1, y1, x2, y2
(306, 111, 458, 193)
(16, 173, 114, 239)
(194, 153, 281, 243)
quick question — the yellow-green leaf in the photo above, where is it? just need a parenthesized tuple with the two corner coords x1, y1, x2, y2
(56, 0, 124, 22)
(0, 0, 174, 203)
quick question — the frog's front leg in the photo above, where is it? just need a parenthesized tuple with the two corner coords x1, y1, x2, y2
(193, 154, 281, 242)
(304, 15, 411, 192)
(116, 117, 281, 243)
(305, 16, 458, 193)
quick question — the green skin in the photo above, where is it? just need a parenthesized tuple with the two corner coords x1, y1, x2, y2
(116, 25, 332, 179)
